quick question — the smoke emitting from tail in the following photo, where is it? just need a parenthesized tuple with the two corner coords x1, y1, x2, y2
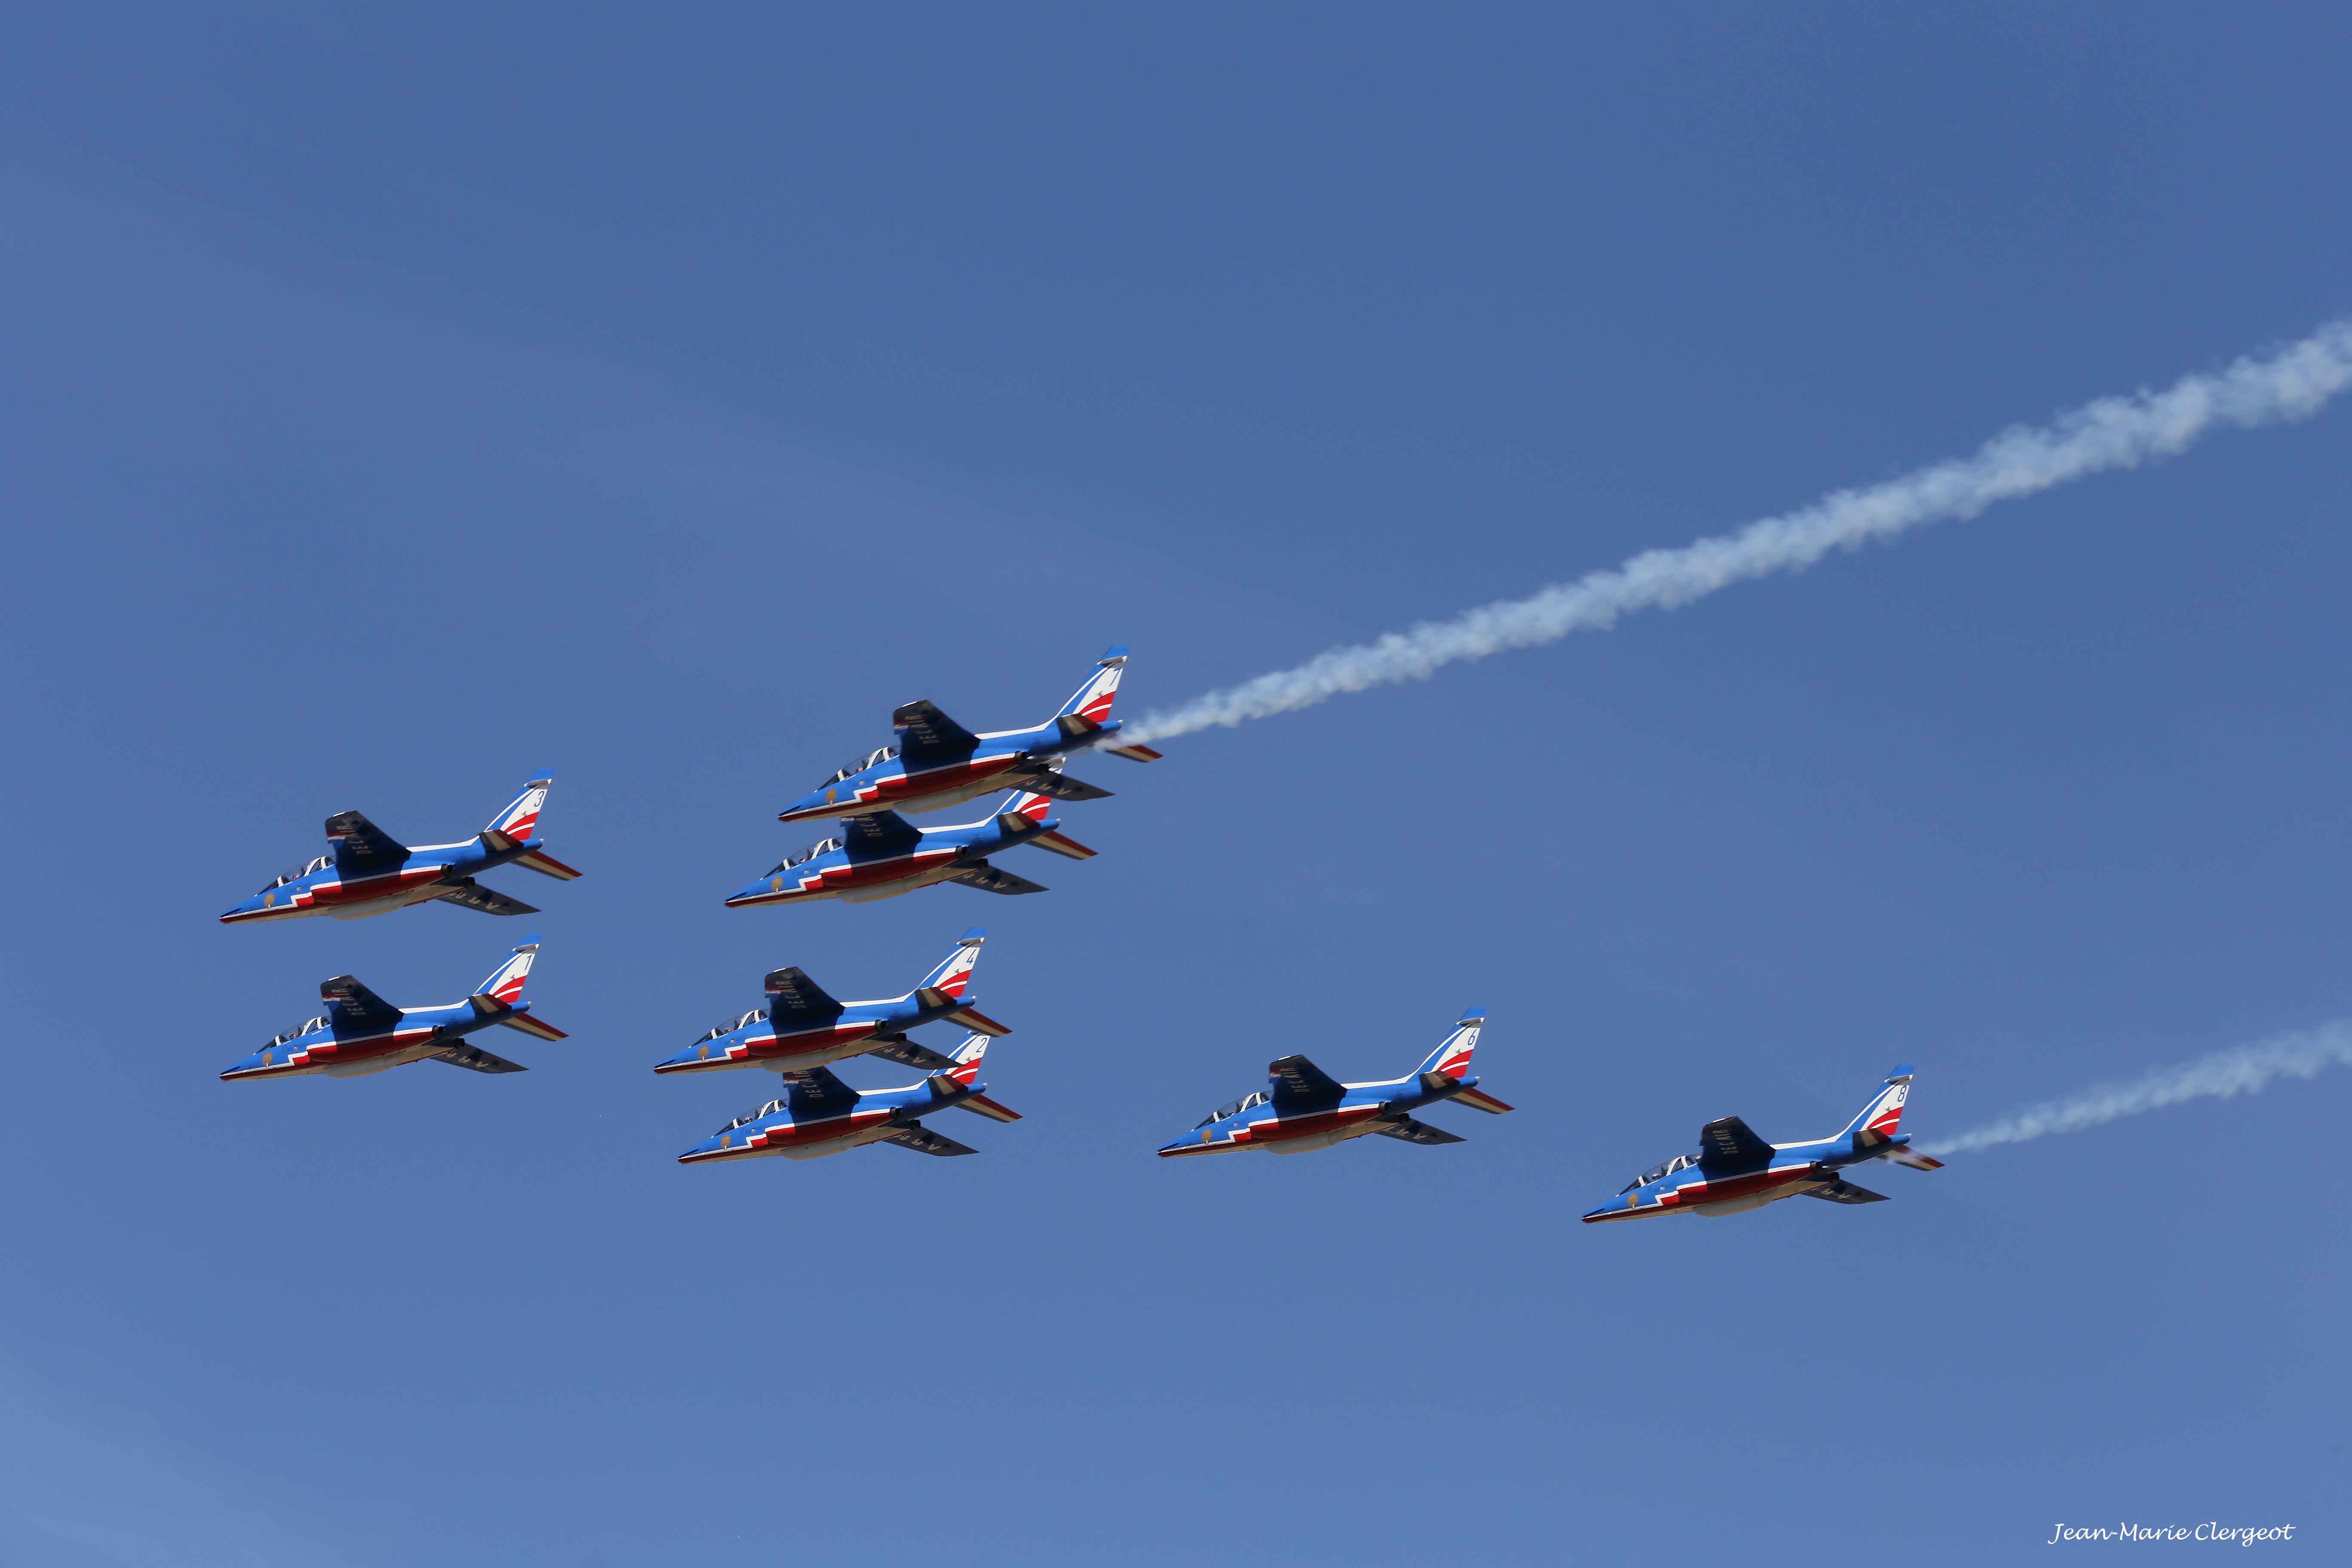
(1923, 1020, 2352, 1157)
(1124, 319, 2352, 744)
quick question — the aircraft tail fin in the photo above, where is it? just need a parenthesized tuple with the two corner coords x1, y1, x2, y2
(935, 1035, 1022, 1122)
(468, 937, 570, 1038)
(1413, 1008, 1513, 1113)
(995, 785, 1096, 860)
(1844, 1065, 1916, 1147)
(910, 928, 987, 1004)
(1054, 646, 1129, 729)
(484, 771, 553, 841)
(474, 937, 541, 1007)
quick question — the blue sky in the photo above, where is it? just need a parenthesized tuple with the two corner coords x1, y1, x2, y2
(3, 6, 2348, 1563)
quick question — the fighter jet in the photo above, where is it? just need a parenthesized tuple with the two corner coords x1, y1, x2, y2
(677, 1035, 1020, 1164)
(778, 646, 1161, 825)
(653, 927, 1009, 1078)
(219, 938, 568, 1080)
(220, 771, 580, 924)
(1157, 1009, 1512, 1158)
(1581, 1065, 1945, 1223)
(727, 785, 1094, 908)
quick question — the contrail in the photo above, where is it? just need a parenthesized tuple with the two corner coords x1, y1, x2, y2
(1923, 1020, 2352, 1156)
(1125, 318, 2352, 743)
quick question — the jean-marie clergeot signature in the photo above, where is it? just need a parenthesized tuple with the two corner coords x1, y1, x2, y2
(2049, 1523, 2296, 1546)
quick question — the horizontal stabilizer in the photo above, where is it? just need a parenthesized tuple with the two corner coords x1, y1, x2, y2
(324, 809, 407, 864)
(866, 1036, 959, 1073)
(1015, 769, 1115, 803)
(494, 1011, 569, 1042)
(879, 1121, 977, 1157)
(1697, 1115, 1774, 1168)
(432, 880, 540, 917)
(945, 863, 1048, 897)
(432, 1042, 529, 1074)
(1878, 1146, 1945, 1171)
(511, 848, 582, 881)
(1449, 1085, 1515, 1115)
(1372, 1115, 1464, 1145)
(1103, 743, 1162, 763)
(1026, 829, 1097, 861)
(948, 1005, 1011, 1037)
(1802, 1178, 1890, 1205)
(955, 1093, 1022, 1124)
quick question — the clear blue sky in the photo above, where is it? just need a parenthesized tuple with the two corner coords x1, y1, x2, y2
(3, 7, 2347, 1564)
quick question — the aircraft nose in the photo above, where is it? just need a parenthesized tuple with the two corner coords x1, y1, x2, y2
(677, 1137, 723, 1163)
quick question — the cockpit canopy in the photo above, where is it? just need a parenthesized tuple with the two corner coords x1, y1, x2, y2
(266, 1016, 329, 1047)
(767, 838, 845, 875)
(824, 746, 899, 786)
(696, 1008, 769, 1044)
(1619, 1152, 1697, 1195)
(257, 855, 332, 893)
(717, 1098, 787, 1134)
(1194, 1089, 1269, 1129)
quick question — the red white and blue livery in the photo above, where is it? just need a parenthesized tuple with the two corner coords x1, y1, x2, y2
(778, 646, 1161, 825)
(728, 784, 1095, 907)
(1582, 1065, 1945, 1222)
(677, 1035, 1021, 1164)
(1158, 1009, 1513, 1158)
(220, 772, 581, 924)
(654, 928, 1009, 1078)
(219, 939, 570, 1080)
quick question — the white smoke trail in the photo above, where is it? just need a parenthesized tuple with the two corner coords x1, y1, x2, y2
(1923, 1020, 2352, 1156)
(1125, 319, 2352, 743)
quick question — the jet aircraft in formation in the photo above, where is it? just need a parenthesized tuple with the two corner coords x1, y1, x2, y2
(221, 772, 579, 924)
(1158, 1009, 1513, 1157)
(220, 939, 567, 1080)
(205, 654, 1950, 1224)
(1581, 1066, 1945, 1222)
(727, 785, 1093, 908)
(779, 646, 1160, 825)
(653, 928, 1008, 1078)
(677, 1034, 1020, 1163)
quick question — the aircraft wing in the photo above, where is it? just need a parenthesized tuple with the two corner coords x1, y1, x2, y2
(1697, 1115, 1774, 1167)
(840, 811, 923, 855)
(1013, 769, 1114, 803)
(943, 863, 1049, 896)
(782, 1066, 859, 1118)
(1371, 1115, 1464, 1145)
(1801, 1178, 1890, 1204)
(865, 1035, 960, 1072)
(431, 1042, 529, 1074)
(1268, 1053, 1346, 1108)
(319, 974, 401, 1029)
(324, 809, 407, 865)
(891, 699, 981, 760)
(763, 965, 845, 1021)
(430, 880, 541, 917)
(878, 1121, 978, 1157)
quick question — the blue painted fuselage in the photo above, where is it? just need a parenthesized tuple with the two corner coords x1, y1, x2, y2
(220, 836, 548, 924)
(220, 997, 547, 1080)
